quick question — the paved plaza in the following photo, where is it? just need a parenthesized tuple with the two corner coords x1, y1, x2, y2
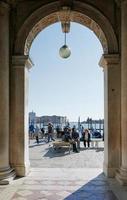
(0, 139, 127, 200)
(29, 139, 104, 168)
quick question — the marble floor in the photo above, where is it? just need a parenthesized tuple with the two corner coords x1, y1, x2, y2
(0, 168, 122, 200)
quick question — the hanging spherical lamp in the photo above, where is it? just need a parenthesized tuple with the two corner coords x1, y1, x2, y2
(59, 44, 71, 58)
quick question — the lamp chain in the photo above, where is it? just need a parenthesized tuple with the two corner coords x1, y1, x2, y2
(64, 32, 66, 45)
(64, 22, 67, 45)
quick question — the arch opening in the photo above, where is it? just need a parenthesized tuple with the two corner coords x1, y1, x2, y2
(28, 21, 104, 169)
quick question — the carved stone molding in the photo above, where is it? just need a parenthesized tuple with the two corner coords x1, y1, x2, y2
(12, 55, 33, 69)
(14, 1, 118, 56)
(24, 11, 108, 55)
(99, 54, 120, 68)
(0, 1, 9, 15)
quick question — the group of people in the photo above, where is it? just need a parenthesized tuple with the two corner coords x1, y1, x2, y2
(29, 123, 91, 152)
(33, 123, 55, 144)
(62, 126, 90, 153)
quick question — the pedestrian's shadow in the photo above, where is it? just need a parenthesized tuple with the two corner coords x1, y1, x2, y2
(29, 139, 48, 148)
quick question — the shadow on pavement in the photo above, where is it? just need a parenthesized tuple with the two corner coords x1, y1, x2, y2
(64, 173, 118, 200)
(43, 146, 71, 158)
(43, 145, 104, 158)
(96, 147, 104, 152)
(29, 139, 48, 148)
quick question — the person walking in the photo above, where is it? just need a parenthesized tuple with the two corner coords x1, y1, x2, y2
(35, 134, 39, 144)
(35, 125, 40, 144)
(41, 127, 45, 138)
(29, 124, 35, 138)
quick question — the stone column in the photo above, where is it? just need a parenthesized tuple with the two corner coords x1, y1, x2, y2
(0, 2, 16, 184)
(99, 54, 121, 177)
(116, 0, 127, 185)
(10, 55, 33, 176)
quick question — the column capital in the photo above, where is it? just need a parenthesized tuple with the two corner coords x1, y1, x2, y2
(121, 0, 127, 7)
(99, 54, 120, 68)
(0, 2, 10, 13)
(12, 55, 34, 69)
(121, 0, 127, 2)
(115, 0, 127, 8)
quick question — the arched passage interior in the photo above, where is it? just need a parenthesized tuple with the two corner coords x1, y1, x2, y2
(10, 2, 120, 178)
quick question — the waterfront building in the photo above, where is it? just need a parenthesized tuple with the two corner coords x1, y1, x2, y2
(29, 113, 68, 130)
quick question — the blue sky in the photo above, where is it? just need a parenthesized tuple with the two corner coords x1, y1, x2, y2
(29, 22, 104, 122)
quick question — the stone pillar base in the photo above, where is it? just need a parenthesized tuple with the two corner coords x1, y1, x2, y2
(116, 167, 127, 185)
(14, 164, 30, 177)
(0, 167, 16, 185)
(103, 163, 116, 177)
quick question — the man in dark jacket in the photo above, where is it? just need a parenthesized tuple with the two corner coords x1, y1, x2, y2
(47, 123, 55, 142)
(72, 127, 80, 152)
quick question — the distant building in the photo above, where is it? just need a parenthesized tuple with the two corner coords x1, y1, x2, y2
(29, 111, 36, 126)
(29, 112, 68, 129)
(37, 115, 67, 129)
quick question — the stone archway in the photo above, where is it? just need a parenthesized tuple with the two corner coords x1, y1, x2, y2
(10, 1, 120, 179)
(24, 11, 108, 55)
(14, 1, 118, 55)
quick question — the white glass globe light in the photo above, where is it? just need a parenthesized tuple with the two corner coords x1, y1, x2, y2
(59, 44, 71, 58)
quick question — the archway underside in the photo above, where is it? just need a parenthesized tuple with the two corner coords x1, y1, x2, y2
(24, 11, 108, 55)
